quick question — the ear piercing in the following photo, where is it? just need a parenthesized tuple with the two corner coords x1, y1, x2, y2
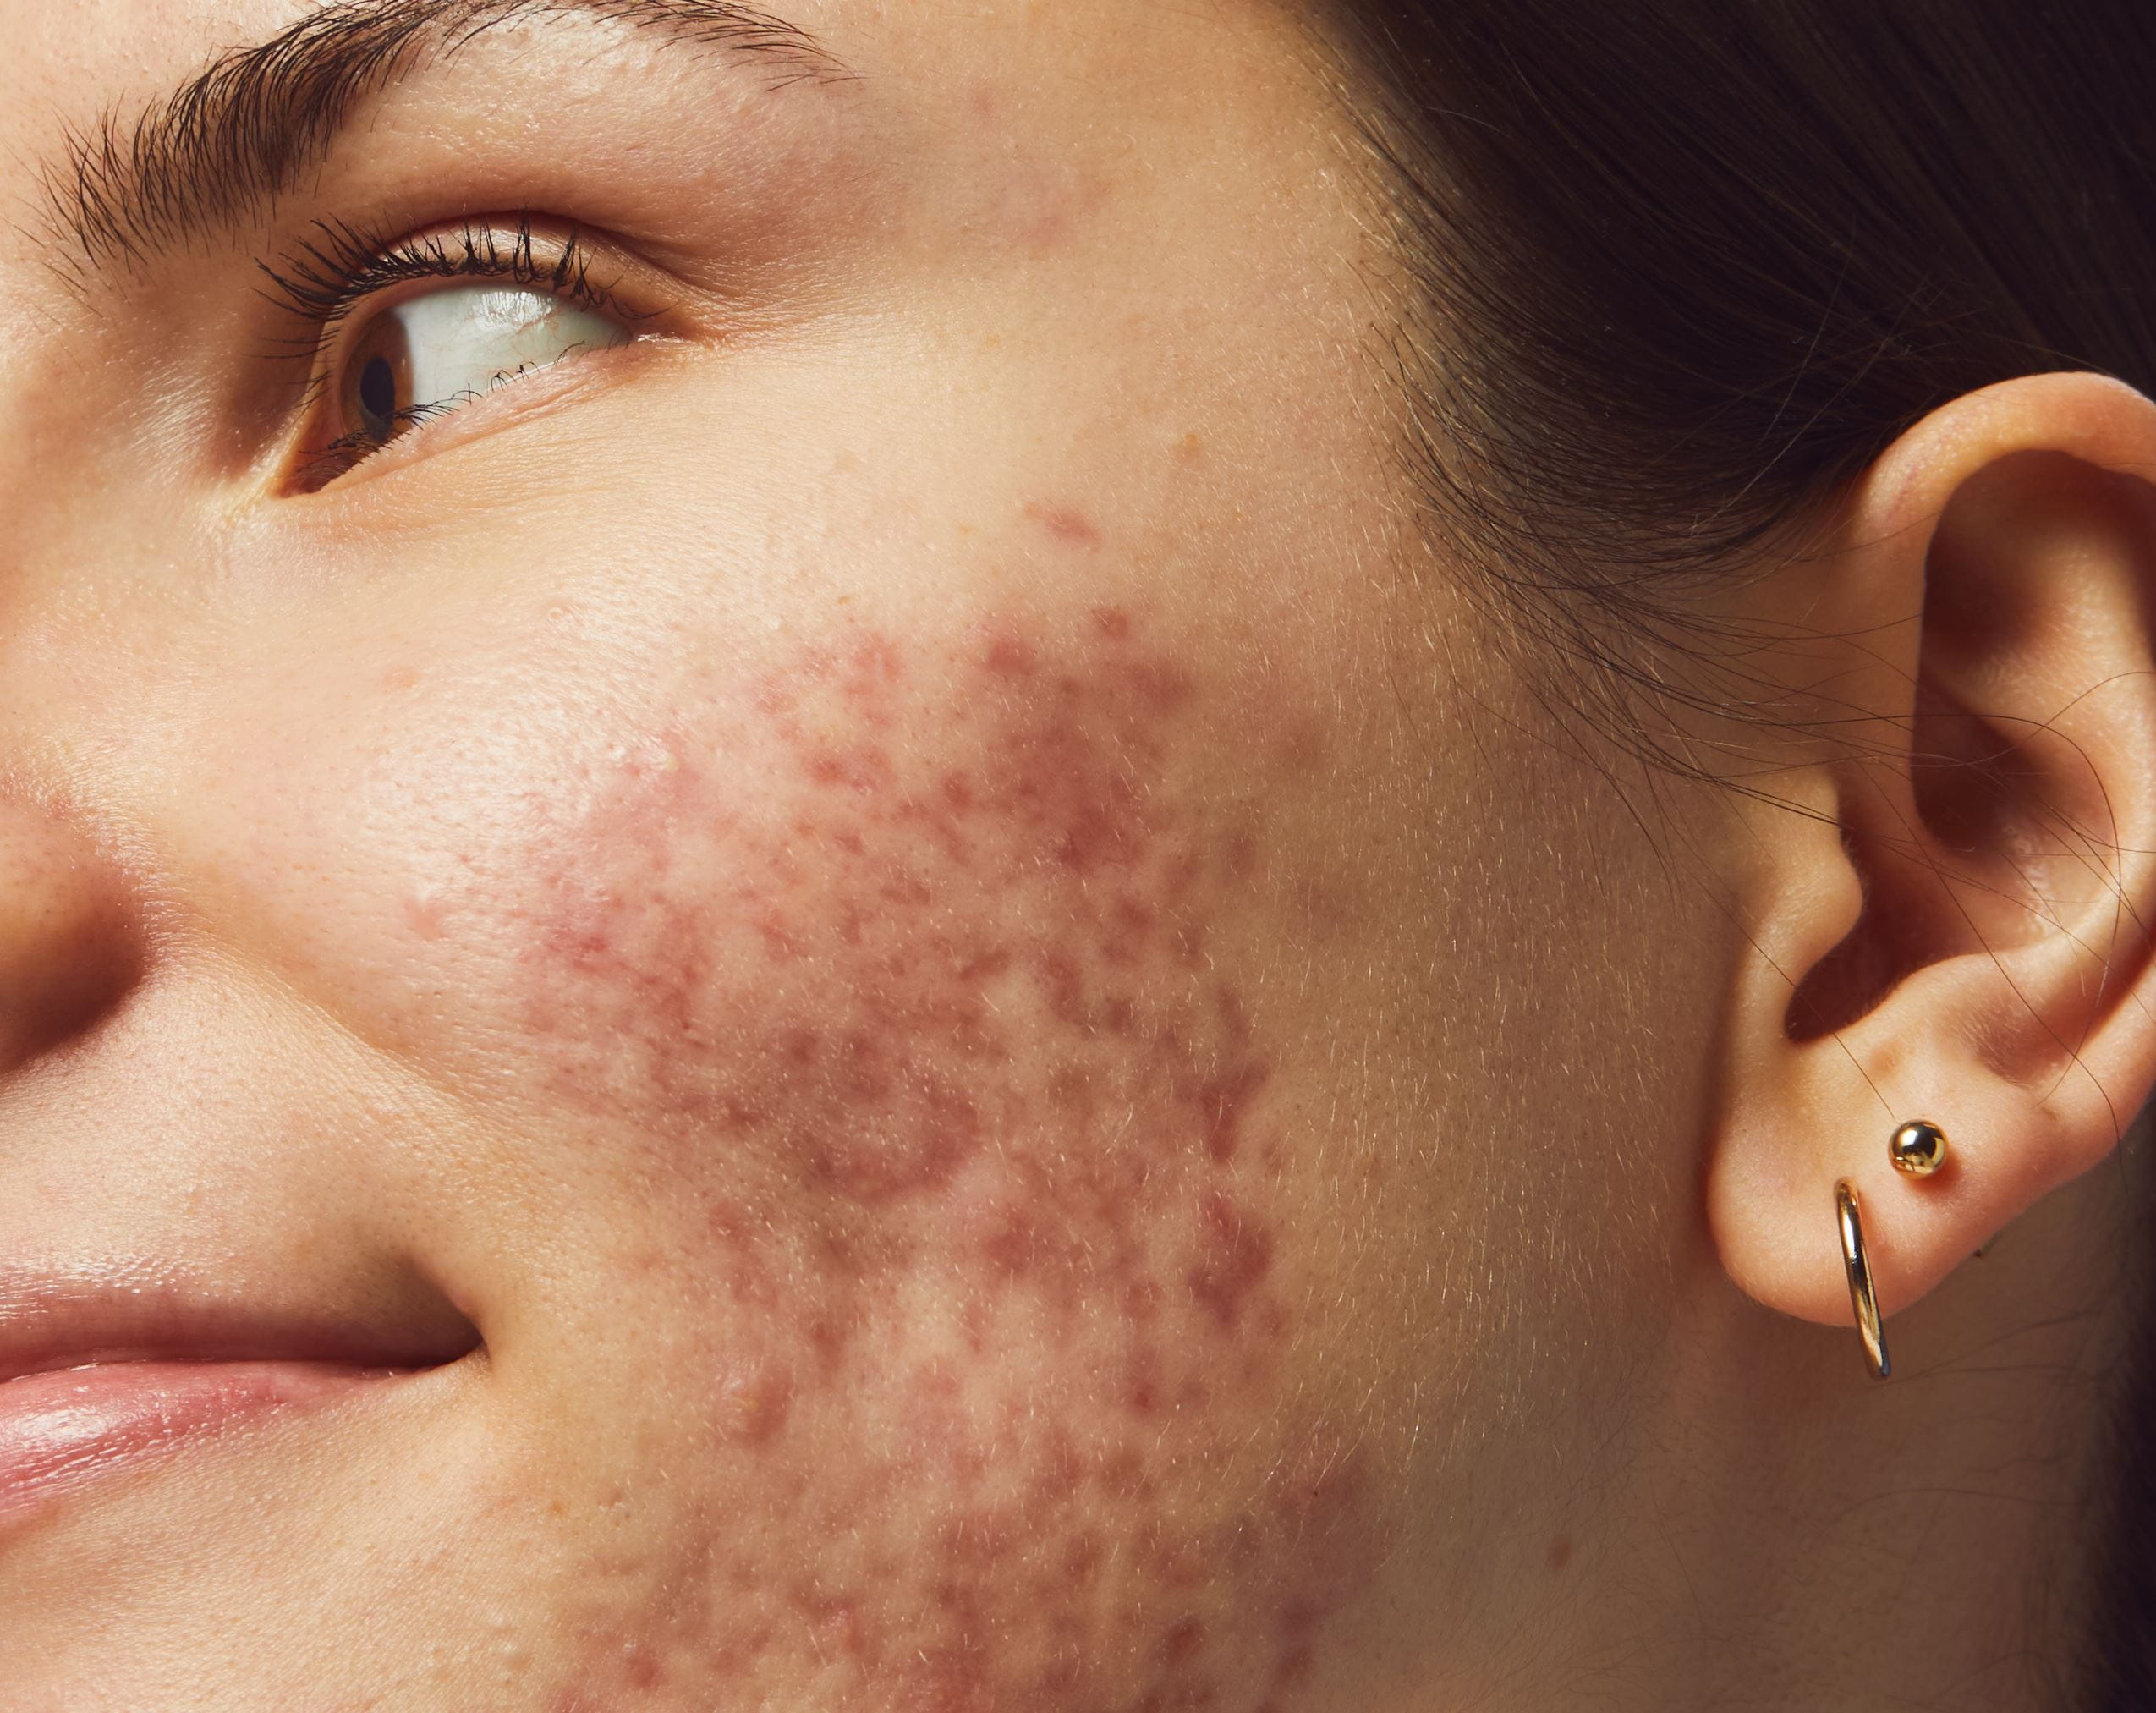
(1889, 1118, 1949, 1177)
(1836, 1120, 1954, 1379)
(1835, 1178, 1890, 1379)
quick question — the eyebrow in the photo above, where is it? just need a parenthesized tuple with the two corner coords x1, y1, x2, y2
(46, 0, 843, 282)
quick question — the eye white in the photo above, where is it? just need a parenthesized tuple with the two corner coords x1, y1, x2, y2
(389, 283, 629, 420)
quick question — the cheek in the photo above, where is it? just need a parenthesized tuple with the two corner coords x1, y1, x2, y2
(504, 610, 1369, 1705)
(528, 610, 1261, 1209)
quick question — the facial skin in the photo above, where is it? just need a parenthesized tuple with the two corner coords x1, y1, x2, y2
(0, 3, 1561, 1705)
(2, 3, 2149, 1710)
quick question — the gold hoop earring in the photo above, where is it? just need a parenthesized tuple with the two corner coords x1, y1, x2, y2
(1835, 1178, 1890, 1380)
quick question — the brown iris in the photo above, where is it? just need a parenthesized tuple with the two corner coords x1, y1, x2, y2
(338, 309, 414, 448)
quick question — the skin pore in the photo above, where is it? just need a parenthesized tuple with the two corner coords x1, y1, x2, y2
(1, 3, 2152, 1710)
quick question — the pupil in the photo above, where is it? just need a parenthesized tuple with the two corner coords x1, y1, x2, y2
(358, 355, 398, 437)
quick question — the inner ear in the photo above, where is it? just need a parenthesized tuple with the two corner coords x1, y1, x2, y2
(1785, 455, 2115, 1045)
(1781, 826, 1927, 1044)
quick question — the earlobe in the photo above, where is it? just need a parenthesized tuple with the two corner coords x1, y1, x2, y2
(1707, 371, 2156, 1359)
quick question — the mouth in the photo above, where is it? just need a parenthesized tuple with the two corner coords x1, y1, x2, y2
(0, 1275, 481, 1530)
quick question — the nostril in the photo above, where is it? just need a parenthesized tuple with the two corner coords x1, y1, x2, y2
(0, 807, 144, 1076)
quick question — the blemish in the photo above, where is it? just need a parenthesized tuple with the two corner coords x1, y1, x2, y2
(618, 1641, 664, 1690)
(985, 635, 1040, 680)
(507, 610, 1367, 1706)
(403, 886, 449, 942)
(1116, 658, 1195, 716)
(1023, 502, 1103, 549)
(715, 1362, 794, 1448)
(1160, 1616, 1207, 1666)
(1187, 1191, 1275, 1327)
(1191, 1056, 1268, 1165)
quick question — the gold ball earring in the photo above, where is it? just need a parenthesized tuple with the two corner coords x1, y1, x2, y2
(1889, 1118, 1949, 1177)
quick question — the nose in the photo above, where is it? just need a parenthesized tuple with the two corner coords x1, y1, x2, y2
(0, 801, 141, 1076)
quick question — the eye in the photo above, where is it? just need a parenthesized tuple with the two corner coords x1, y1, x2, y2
(261, 217, 664, 493)
(326, 283, 633, 469)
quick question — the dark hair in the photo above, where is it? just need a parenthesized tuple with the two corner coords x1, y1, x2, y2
(1313, 4, 2156, 1705)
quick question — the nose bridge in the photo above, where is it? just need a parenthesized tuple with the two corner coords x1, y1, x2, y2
(0, 202, 207, 1082)
(0, 290, 135, 1066)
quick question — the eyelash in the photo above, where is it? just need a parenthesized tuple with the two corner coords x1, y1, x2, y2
(260, 213, 626, 346)
(257, 214, 643, 486)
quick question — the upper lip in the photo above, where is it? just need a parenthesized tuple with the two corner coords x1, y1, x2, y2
(0, 1268, 481, 1387)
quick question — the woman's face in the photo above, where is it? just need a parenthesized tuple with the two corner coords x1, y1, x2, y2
(0, 3, 1723, 1705)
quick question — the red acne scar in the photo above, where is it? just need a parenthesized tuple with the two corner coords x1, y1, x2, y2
(1188, 1191, 1275, 1327)
(714, 1361, 794, 1448)
(1023, 501, 1104, 548)
(517, 607, 1371, 1707)
(985, 634, 1040, 679)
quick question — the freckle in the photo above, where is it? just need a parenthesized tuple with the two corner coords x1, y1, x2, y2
(1175, 431, 1204, 462)
(1023, 502, 1103, 549)
(1549, 1534, 1573, 1573)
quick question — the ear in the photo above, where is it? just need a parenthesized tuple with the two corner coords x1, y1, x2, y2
(1709, 371, 2156, 1336)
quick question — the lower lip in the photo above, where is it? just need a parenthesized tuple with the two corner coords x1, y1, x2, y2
(0, 1360, 390, 1528)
